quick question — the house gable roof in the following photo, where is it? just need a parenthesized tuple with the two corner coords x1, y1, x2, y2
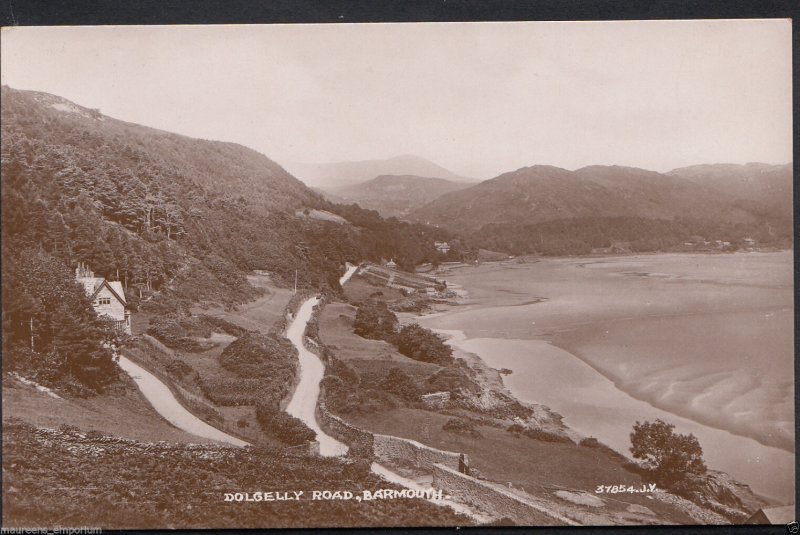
(90, 279, 127, 306)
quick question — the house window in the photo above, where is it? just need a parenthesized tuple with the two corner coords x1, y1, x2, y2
(97, 297, 111, 305)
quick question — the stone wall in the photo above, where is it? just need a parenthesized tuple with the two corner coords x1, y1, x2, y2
(372, 434, 461, 472)
(432, 463, 577, 526)
(316, 401, 374, 457)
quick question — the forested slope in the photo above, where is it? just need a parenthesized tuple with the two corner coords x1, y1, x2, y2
(1, 86, 460, 392)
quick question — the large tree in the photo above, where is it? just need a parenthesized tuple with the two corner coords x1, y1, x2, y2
(2, 248, 119, 392)
(630, 419, 707, 493)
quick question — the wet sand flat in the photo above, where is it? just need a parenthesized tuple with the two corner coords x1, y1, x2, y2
(419, 251, 794, 502)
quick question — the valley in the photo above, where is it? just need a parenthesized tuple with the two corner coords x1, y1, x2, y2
(1, 84, 793, 528)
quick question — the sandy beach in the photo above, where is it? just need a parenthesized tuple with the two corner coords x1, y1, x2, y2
(417, 251, 794, 503)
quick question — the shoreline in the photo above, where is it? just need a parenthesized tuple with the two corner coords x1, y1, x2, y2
(413, 254, 794, 503)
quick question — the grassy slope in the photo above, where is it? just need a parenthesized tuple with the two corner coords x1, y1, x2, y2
(345, 407, 694, 524)
(3, 275, 474, 528)
(316, 281, 707, 525)
(2, 420, 469, 529)
(2, 375, 213, 445)
(127, 274, 297, 447)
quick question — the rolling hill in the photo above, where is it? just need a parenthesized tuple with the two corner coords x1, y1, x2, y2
(667, 162, 792, 220)
(284, 154, 474, 190)
(412, 164, 790, 230)
(410, 163, 792, 255)
(1, 86, 460, 310)
(330, 174, 473, 218)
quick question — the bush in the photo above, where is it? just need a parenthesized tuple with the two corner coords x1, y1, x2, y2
(507, 423, 571, 443)
(218, 332, 296, 379)
(507, 423, 525, 434)
(396, 324, 453, 365)
(523, 427, 572, 443)
(630, 419, 707, 494)
(379, 367, 421, 401)
(255, 404, 316, 446)
(353, 301, 398, 342)
(199, 315, 248, 337)
(198, 377, 270, 407)
(442, 418, 482, 438)
(147, 313, 212, 352)
(325, 385, 396, 416)
(326, 358, 360, 386)
(164, 358, 194, 379)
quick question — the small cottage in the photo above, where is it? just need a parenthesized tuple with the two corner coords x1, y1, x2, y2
(75, 263, 131, 334)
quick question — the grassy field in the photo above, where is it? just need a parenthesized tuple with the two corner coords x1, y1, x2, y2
(342, 276, 406, 304)
(315, 287, 705, 525)
(346, 407, 695, 524)
(2, 375, 213, 444)
(318, 302, 441, 375)
(190, 273, 294, 333)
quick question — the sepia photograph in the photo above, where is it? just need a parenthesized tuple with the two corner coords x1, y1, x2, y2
(0, 17, 794, 529)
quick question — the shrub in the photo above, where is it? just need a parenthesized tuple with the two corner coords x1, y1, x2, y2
(523, 427, 572, 444)
(353, 301, 398, 341)
(147, 313, 212, 352)
(164, 358, 194, 379)
(199, 315, 248, 337)
(379, 367, 421, 401)
(326, 358, 360, 386)
(507, 423, 525, 434)
(507, 423, 571, 443)
(255, 404, 316, 446)
(218, 332, 296, 379)
(442, 418, 482, 438)
(198, 377, 270, 407)
(395, 324, 453, 365)
(630, 419, 707, 494)
(325, 386, 396, 416)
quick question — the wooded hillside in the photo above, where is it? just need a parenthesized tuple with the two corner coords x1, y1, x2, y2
(0, 86, 461, 391)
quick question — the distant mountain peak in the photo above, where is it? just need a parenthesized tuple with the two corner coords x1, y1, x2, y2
(282, 154, 473, 189)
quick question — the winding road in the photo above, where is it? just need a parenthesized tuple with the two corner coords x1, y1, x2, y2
(116, 355, 248, 447)
(284, 296, 349, 456)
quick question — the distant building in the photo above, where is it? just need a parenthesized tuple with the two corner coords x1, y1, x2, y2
(385, 259, 397, 268)
(434, 241, 451, 254)
(75, 262, 131, 334)
(746, 505, 795, 525)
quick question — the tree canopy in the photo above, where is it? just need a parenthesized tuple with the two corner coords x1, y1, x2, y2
(630, 419, 707, 493)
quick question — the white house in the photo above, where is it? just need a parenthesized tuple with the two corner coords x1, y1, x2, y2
(434, 241, 451, 254)
(75, 263, 131, 334)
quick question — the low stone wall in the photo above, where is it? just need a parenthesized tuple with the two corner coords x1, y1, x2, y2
(372, 434, 461, 472)
(432, 463, 577, 526)
(316, 401, 374, 458)
(141, 333, 177, 357)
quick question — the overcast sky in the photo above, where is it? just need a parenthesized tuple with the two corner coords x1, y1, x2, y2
(0, 20, 792, 179)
